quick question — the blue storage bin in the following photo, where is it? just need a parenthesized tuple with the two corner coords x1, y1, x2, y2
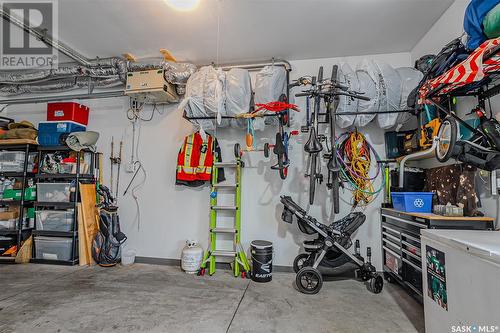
(38, 121, 86, 146)
(391, 192, 434, 213)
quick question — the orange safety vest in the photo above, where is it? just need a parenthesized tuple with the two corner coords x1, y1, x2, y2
(176, 132, 214, 182)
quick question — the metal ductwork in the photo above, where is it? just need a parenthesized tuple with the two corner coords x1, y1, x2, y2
(0, 5, 291, 105)
(0, 5, 197, 99)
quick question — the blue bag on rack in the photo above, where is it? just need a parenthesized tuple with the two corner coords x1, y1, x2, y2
(464, 0, 500, 50)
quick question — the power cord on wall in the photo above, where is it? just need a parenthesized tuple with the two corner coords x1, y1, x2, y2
(123, 98, 164, 231)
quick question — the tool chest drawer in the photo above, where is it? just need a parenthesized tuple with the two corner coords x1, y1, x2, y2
(380, 207, 493, 302)
(402, 258, 423, 294)
(381, 213, 424, 299)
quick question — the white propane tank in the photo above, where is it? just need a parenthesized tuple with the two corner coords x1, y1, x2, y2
(181, 240, 203, 274)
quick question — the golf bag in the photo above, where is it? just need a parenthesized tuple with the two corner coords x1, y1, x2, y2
(92, 185, 127, 266)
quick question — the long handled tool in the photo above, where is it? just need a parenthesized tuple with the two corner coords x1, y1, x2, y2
(110, 138, 114, 197)
(110, 137, 123, 202)
(116, 141, 123, 199)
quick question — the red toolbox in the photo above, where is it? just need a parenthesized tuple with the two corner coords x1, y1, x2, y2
(47, 102, 89, 126)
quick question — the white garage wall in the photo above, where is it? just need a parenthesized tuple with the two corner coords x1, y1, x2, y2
(8, 52, 411, 268)
(411, 0, 500, 228)
(411, 0, 469, 61)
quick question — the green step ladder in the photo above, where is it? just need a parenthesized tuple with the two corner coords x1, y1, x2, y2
(199, 155, 251, 277)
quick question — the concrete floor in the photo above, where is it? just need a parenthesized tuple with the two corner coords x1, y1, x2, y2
(0, 264, 424, 333)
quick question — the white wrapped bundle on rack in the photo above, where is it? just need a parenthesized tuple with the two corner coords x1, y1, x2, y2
(226, 68, 252, 128)
(396, 67, 423, 125)
(179, 66, 228, 130)
(355, 60, 379, 127)
(335, 62, 359, 128)
(372, 60, 402, 129)
(254, 66, 287, 130)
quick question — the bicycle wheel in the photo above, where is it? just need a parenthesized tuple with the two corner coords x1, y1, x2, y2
(331, 64, 338, 83)
(263, 143, 270, 158)
(309, 155, 317, 205)
(332, 173, 340, 214)
(436, 117, 457, 162)
(278, 154, 287, 180)
(278, 93, 290, 127)
(234, 143, 241, 159)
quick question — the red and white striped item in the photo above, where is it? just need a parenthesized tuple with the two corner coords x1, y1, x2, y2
(419, 37, 500, 103)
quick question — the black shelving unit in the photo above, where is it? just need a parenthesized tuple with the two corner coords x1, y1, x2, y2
(31, 146, 98, 266)
(424, 44, 500, 133)
(0, 143, 38, 264)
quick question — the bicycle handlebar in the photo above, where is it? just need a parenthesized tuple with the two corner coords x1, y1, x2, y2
(338, 92, 371, 101)
(295, 91, 370, 101)
(334, 83, 349, 91)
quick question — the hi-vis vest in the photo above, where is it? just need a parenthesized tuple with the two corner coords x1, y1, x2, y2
(176, 132, 214, 182)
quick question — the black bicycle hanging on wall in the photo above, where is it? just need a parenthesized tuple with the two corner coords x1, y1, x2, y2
(293, 67, 325, 206)
(292, 65, 370, 211)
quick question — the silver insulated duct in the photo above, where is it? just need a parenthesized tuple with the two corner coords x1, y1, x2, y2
(0, 58, 196, 97)
(0, 8, 197, 101)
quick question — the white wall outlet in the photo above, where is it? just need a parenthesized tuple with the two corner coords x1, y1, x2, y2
(126, 162, 136, 173)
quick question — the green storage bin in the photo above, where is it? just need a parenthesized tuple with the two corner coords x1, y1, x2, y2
(2, 187, 36, 201)
(27, 208, 35, 219)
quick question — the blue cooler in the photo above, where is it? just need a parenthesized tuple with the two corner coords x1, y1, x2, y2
(391, 192, 434, 213)
(38, 121, 86, 146)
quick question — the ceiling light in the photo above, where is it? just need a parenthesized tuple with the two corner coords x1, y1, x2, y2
(164, 0, 200, 12)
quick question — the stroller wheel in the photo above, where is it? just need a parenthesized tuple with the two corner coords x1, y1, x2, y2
(293, 253, 310, 273)
(368, 275, 384, 294)
(296, 267, 323, 294)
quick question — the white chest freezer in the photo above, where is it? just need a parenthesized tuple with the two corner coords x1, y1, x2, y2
(421, 229, 500, 333)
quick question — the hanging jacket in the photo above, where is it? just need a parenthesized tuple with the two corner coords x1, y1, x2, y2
(176, 132, 225, 187)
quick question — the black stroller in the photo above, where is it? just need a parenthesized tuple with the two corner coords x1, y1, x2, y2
(280, 196, 383, 294)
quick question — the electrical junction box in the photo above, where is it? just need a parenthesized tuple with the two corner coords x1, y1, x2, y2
(124, 69, 179, 104)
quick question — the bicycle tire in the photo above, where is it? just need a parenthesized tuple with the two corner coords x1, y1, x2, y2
(332, 173, 340, 214)
(436, 117, 457, 163)
(331, 64, 338, 82)
(234, 143, 241, 159)
(278, 157, 288, 180)
(263, 143, 270, 158)
(309, 155, 317, 205)
(278, 93, 290, 127)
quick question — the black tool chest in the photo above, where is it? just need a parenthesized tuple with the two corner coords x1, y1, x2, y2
(380, 208, 494, 302)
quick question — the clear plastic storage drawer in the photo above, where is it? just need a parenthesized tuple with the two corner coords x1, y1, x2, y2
(0, 151, 36, 172)
(37, 183, 72, 202)
(36, 209, 74, 232)
(34, 236, 75, 261)
(0, 151, 25, 163)
(0, 219, 16, 230)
